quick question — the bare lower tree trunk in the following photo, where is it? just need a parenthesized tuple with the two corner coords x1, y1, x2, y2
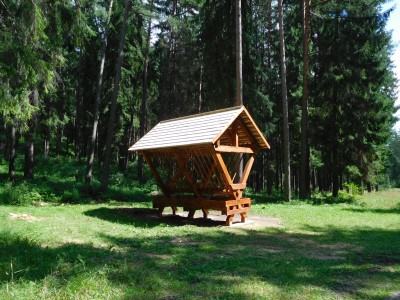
(56, 125, 63, 155)
(138, 0, 154, 182)
(299, 0, 311, 199)
(86, 0, 114, 183)
(101, 0, 131, 191)
(75, 50, 83, 160)
(198, 63, 203, 113)
(8, 126, 17, 180)
(278, 0, 291, 201)
(24, 88, 39, 180)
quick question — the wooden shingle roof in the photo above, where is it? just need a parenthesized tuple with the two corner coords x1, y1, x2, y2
(129, 106, 270, 151)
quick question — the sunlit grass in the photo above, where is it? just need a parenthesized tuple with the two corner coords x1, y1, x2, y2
(0, 158, 399, 299)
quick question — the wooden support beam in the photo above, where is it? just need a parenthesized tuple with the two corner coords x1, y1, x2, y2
(226, 215, 234, 226)
(214, 145, 254, 154)
(188, 209, 196, 219)
(240, 154, 255, 184)
(142, 152, 170, 196)
(231, 183, 246, 190)
(212, 151, 235, 198)
(240, 212, 247, 223)
(157, 207, 164, 217)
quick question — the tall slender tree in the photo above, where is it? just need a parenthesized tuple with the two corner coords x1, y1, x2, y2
(278, 0, 291, 201)
(235, 0, 243, 107)
(101, 0, 131, 191)
(138, 0, 154, 181)
(299, 0, 311, 198)
(86, 0, 114, 183)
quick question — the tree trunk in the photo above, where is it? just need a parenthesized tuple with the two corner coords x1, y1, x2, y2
(101, 0, 131, 191)
(86, 0, 114, 183)
(8, 126, 17, 180)
(332, 12, 340, 198)
(278, 0, 291, 201)
(56, 125, 63, 155)
(299, 0, 311, 199)
(138, 0, 154, 182)
(235, 0, 243, 181)
(44, 136, 50, 158)
(235, 0, 243, 107)
(24, 88, 39, 180)
(75, 49, 83, 160)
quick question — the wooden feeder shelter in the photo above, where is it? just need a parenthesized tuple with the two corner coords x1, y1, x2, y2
(129, 106, 270, 225)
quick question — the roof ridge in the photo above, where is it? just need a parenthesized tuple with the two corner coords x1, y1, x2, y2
(160, 105, 244, 124)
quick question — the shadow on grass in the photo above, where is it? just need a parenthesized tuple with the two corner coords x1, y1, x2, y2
(102, 226, 400, 299)
(1, 224, 399, 298)
(343, 206, 400, 214)
(84, 207, 228, 228)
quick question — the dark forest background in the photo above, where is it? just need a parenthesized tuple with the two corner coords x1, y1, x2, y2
(0, 0, 399, 202)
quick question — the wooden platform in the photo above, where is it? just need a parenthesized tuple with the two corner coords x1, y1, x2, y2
(153, 196, 251, 226)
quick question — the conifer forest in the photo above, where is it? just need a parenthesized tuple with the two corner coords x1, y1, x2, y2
(0, 0, 399, 199)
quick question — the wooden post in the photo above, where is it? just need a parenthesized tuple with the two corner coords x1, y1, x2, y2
(142, 152, 170, 196)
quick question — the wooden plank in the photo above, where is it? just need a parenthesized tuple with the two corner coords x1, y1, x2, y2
(240, 154, 255, 184)
(226, 206, 251, 215)
(214, 145, 254, 154)
(231, 183, 247, 190)
(153, 197, 246, 211)
(236, 117, 257, 146)
(225, 198, 251, 206)
(241, 107, 270, 149)
(142, 153, 170, 196)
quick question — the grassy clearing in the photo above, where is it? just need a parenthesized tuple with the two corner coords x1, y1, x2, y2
(0, 188, 399, 299)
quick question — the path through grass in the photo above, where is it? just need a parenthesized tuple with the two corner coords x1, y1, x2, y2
(0, 189, 399, 299)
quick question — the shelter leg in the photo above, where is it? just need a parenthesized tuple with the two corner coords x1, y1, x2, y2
(157, 207, 164, 217)
(171, 206, 178, 215)
(188, 210, 196, 219)
(202, 209, 209, 219)
(226, 215, 234, 226)
(240, 212, 247, 223)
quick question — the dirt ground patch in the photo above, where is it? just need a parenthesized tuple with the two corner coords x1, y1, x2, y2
(9, 213, 41, 222)
(103, 207, 282, 229)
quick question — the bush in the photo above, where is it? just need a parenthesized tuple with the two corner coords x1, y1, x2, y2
(61, 189, 81, 203)
(311, 190, 359, 205)
(343, 182, 361, 195)
(0, 182, 43, 205)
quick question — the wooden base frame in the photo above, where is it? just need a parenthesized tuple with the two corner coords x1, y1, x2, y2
(153, 196, 251, 226)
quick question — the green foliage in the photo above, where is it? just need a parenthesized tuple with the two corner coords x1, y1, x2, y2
(343, 182, 362, 196)
(61, 189, 81, 204)
(388, 131, 400, 187)
(0, 182, 43, 205)
(311, 190, 360, 205)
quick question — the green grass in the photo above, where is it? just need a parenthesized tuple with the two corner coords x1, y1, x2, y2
(0, 158, 399, 299)
(0, 188, 399, 299)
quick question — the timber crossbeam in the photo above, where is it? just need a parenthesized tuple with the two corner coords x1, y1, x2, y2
(153, 196, 251, 226)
